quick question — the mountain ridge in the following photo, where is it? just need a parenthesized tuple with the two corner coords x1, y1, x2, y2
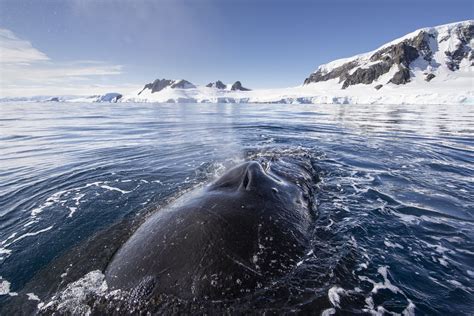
(303, 20, 473, 90)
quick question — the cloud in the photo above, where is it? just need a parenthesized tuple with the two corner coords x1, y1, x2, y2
(0, 29, 50, 64)
(1, 83, 142, 97)
(0, 28, 131, 97)
(2, 62, 123, 84)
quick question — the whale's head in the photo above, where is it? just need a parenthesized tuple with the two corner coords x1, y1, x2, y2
(106, 159, 316, 300)
(207, 160, 313, 218)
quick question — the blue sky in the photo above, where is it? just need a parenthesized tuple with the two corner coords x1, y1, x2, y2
(0, 0, 472, 96)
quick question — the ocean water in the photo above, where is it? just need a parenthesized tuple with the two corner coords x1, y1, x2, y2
(0, 102, 472, 314)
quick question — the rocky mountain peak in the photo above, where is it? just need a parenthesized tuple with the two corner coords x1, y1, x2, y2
(138, 78, 196, 95)
(170, 79, 196, 89)
(231, 81, 251, 91)
(206, 80, 227, 89)
(304, 20, 473, 90)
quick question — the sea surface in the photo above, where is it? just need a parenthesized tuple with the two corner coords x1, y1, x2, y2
(0, 102, 473, 314)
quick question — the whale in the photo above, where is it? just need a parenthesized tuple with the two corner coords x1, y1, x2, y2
(105, 159, 316, 300)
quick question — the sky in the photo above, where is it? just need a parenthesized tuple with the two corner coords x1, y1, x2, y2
(0, 0, 472, 97)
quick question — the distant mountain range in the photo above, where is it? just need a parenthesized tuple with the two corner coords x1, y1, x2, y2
(2, 20, 472, 105)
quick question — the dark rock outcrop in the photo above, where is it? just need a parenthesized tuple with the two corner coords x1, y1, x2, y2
(374, 84, 383, 90)
(170, 80, 196, 89)
(339, 42, 419, 88)
(341, 62, 392, 89)
(371, 42, 419, 67)
(410, 31, 435, 62)
(445, 24, 474, 70)
(231, 81, 251, 91)
(303, 61, 359, 85)
(206, 80, 227, 89)
(99, 93, 122, 103)
(139, 79, 174, 94)
(425, 73, 436, 82)
(138, 79, 195, 95)
(389, 66, 412, 85)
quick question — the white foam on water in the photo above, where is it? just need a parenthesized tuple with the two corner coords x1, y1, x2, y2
(296, 249, 315, 267)
(438, 257, 449, 267)
(384, 239, 404, 249)
(0, 248, 12, 256)
(324, 219, 334, 228)
(96, 184, 131, 194)
(30, 189, 69, 217)
(24, 180, 134, 226)
(8, 226, 54, 245)
(402, 299, 416, 316)
(0, 233, 17, 258)
(350, 236, 358, 248)
(140, 198, 151, 206)
(357, 262, 369, 270)
(0, 226, 54, 261)
(321, 307, 336, 316)
(372, 266, 402, 294)
(392, 212, 420, 225)
(27, 292, 41, 301)
(67, 207, 77, 218)
(40, 270, 108, 315)
(24, 220, 38, 227)
(68, 193, 86, 218)
(0, 277, 11, 296)
(1, 232, 17, 244)
(420, 240, 453, 255)
(328, 286, 346, 308)
(358, 266, 416, 315)
(419, 240, 454, 267)
(363, 293, 400, 316)
(447, 279, 462, 287)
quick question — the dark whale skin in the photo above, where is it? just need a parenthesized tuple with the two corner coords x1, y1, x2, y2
(105, 161, 314, 300)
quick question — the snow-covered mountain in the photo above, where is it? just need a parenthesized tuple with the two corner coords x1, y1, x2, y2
(137, 79, 196, 95)
(303, 20, 473, 91)
(120, 20, 472, 105)
(205, 80, 251, 91)
(123, 79, 253, 103)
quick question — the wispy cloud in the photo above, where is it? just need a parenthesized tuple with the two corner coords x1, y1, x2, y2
(0, 29, 50, 64)
(2, 83, 141, 97)
(0, 28, 136, 97)
(3, 62, 123, 84)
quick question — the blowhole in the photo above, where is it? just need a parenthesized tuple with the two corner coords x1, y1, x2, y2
(242, 172, 250, 189)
